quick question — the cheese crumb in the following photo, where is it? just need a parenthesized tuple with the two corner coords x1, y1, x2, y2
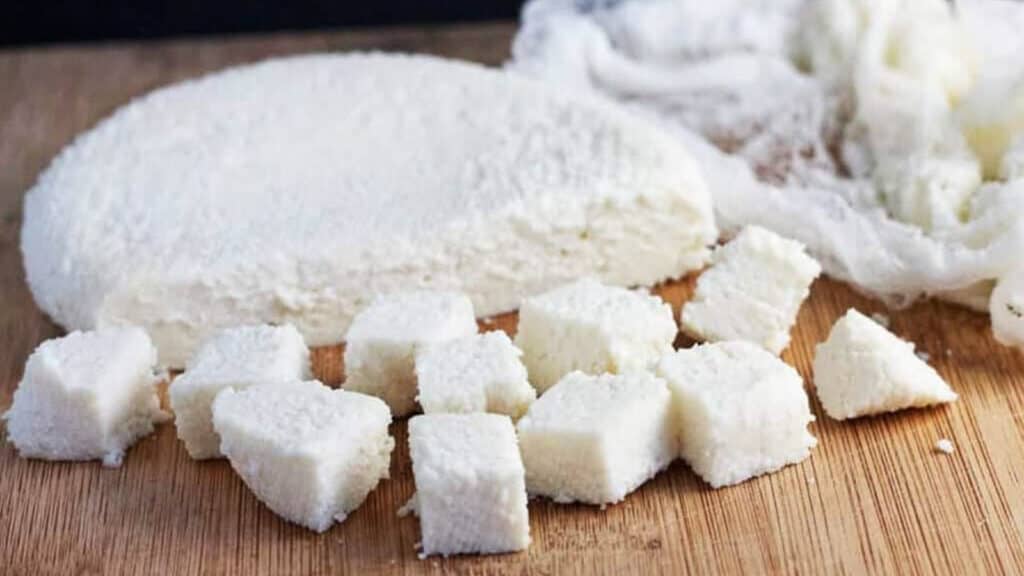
(935, 438, 955, 454)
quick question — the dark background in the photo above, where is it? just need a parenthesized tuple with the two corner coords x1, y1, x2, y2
(2, 1, 526, 47)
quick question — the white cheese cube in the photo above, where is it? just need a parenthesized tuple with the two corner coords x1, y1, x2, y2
(408, 413, 530, 557)
(343, 291, 477, 417)
(680, 226, 821, 355)
(516, 371, 675, 505)
(415, 331, 535, 419)
(3, 327, 166, 467)
(813, 309, 957, 420)
(212, 380, 394, 533)
(656, 341, 817, 488)
(169, 324, 311, 460)
(514, 279, 677, 392)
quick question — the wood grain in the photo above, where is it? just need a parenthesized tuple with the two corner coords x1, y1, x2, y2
(3, 22, 1024, 576)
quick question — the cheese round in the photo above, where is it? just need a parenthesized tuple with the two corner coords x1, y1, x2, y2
(21, 53, 716, 367)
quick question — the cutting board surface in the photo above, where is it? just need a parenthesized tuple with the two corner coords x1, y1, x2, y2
(2, 23, 1024, 575)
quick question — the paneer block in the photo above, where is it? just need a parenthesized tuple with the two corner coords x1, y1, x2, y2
(212, 380, 394, 532)
(415, 331, 535, 419)
(169, 324, 311, 459)
(343, 291, 477, 417)
(813, 309, 957, 420)
(514, 279, 677, 392)
(516, 371, 675, 505)
(680, 226, 821, 355)
(3, 327, 166, 467)
(656, 341, 817, 488)
(408, 413, 530, 557)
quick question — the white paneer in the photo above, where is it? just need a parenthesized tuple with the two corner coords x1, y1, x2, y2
(516, 371, 675, 505)
(415, 331, 535, 419)
(169, 324, 310, 460)
(514, 278, 677, 392)
(813, 309, 957, 420)
(212, 380, 393, 533)
(656, 341, 817, 488)
(408, 413, 530, 557)
(343, 291, 478, 417)
(3, 327, 166, 467)
(680, 226, 821, 355)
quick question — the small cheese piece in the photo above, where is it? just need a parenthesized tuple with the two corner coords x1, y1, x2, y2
(656, 341, 817, 488)
(813, 309, 957, 420)
(935, 438, 955, 454)
(408, 413, 530, 557)
(415, 331, 535, 419)
(343, 291, 477, 417)
(3, 327, 166, 467)
(212, 380, 394, 533)
(168, 324, 311, 460)
(514, 279, 677, 392)
(516, 371, 675, 505)
(680, 226, 821, 355)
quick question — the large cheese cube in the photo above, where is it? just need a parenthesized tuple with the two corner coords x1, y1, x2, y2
(516, 371, 675, 505)
(408, 413, 530, 557)
(514, 279, 677, 392)
(680, 226, 821, 355)
(415, 331, 535, 419)
(343, 291, 477, 417)
(4, 327, 166, 467)
(813, 309, 957, 420)
(169, 324, 310, 459)
(212, 380, 394, 532)
(656, 341, 817, 488)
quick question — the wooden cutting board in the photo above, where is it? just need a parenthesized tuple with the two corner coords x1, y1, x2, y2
(2, 22, 1024, 575)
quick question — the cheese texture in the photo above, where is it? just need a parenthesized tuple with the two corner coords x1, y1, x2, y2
(813, 309, 957, 420)
(212, 380, 394, 533)
(415, 331, 535, 419)
(169, 324, 311, 460)
(20, 53, 717, 369)
(680, 226, 821, 355)
(4, 327, 166, 467)
(656, 341, 817, 488)
(407, 413, 530, 557)
(515, 278, 677, 392)
(343, 291, 478, 417)
(516, 371, 676, 505)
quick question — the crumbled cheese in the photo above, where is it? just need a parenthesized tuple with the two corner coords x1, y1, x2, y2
(515, 279, 677, 392)
(408, 413, 530, 557)
(4, 328, 166, 467)
(656, 341, 817, 488)
(680, 226, 821, 355)
(935, 438, 955, 454)
(343, 291, 478, 417)
(516, 371, 676, 505)
(415, 331, 535, 419)
(813, 309, 957, 420)
(212, 380, 393, 533)
(169, 324, 310, 460)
